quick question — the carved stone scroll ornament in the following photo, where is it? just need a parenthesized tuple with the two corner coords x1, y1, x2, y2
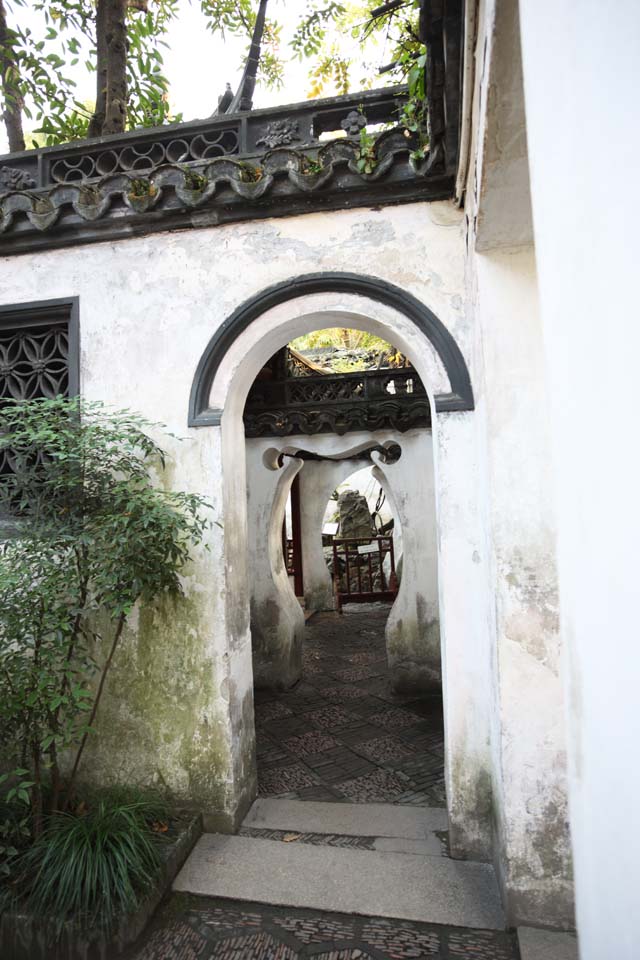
(0, 166, 36, 195)
(341, 110, 367, 137)
(256, 118, 301, 149)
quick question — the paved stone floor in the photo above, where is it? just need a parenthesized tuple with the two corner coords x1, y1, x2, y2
(130, 894, 520, 959)
(254, 606, 445, 806)
(127, 609, 494, 960)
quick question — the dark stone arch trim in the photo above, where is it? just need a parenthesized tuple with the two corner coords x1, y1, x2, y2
(188, 272, 474, 427)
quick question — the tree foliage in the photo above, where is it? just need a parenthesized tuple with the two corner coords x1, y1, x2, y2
(0, 0, 426, 150)
(299, 0, 422, 98)
(289, 327, 411, 373)
(0, 0, 179, 147)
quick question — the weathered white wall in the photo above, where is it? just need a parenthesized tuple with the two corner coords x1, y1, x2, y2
(519, 1, 640, 954)
(461, 0, 572, 924)
(0, 168, 575, 924)
(473, 246, 571, 923)
(0, 201, 475, 829)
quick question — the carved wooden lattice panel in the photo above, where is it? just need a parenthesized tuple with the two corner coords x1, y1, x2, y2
(0, 323, 70, 402)
(244, 366, 431, 437)
(287, 378, 365, 404)
(0, 299, 78, 515)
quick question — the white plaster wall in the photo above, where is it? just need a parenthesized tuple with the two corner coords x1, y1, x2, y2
(469, 0, 534, 251)
(474, 246, 571, 923)
(461, 0, 572, 923)
(519, 1, 640, 954)
(0, 202, 476, 829)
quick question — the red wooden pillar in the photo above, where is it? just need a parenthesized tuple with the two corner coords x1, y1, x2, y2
(290, 474, 304, 598)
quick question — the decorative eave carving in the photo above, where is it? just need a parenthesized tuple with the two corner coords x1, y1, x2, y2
(0, 166, 36, 194)
(0, 0, 465, 257)
(256, 118, 301, 149)
(0, 131, 452, 255)
(244, 399, 430, 437)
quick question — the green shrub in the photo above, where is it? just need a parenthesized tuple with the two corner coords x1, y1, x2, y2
(0, 397, 210, 855)
(16, 796, 167, 931)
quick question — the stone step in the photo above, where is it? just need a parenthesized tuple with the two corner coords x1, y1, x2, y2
(173, 833, 505, 930)
(243, 797, 447, 840)
(518, 927, 579, 960)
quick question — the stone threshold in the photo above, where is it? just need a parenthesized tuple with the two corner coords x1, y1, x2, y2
(173, 830, 505, 930)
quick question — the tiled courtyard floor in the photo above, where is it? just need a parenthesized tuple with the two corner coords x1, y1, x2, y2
(254, 606, 445, 806)
(130, 894, 520, 960)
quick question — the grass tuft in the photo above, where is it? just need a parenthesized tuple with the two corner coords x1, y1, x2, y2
(17, 796, 166, 932)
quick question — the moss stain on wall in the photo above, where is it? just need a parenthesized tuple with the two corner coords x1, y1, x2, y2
(80, 588, 232, 815)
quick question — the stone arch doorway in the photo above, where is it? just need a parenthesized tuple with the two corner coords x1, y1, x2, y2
(189, 274, 491, 859)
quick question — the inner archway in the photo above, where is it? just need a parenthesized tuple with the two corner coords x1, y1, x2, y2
(246, 420, 444, 806)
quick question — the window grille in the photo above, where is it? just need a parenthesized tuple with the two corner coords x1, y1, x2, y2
(0, 298, 79, 526)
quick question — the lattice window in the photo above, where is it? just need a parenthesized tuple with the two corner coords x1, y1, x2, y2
(0, 298, 79, 523)
(49, 127, 240, 183)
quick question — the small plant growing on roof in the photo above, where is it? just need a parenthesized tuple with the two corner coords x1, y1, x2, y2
(355, 124, 378, 175)
(180, 167, 208, 191)
(398, 47, 430, 163)
(237, 161, 263, 183)
(301, 155, 325, 176)
(128, 177, 157, 199)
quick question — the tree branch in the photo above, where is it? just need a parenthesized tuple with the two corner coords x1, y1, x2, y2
(102, 0, 128, 135)
(63, 611, 126, 809)
(0, 0, 25, 152)
(88, 0, 109, 138)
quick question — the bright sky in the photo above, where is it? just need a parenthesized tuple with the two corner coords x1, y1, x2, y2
(3, 1, 392, 152)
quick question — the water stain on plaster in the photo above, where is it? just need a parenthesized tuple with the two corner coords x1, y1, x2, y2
(386, 593, 441, 693)
(503, 791, 574, 926)
(342, 219, 396, 247)
(231, 223, 322, 264)
(448, 754, 493, 862)
(502, 554, 560, 670)
(251, 597, 303, 691)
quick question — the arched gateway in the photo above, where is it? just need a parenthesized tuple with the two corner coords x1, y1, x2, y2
(189, 272, 475, 426)
(190, 271, 493, 863)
